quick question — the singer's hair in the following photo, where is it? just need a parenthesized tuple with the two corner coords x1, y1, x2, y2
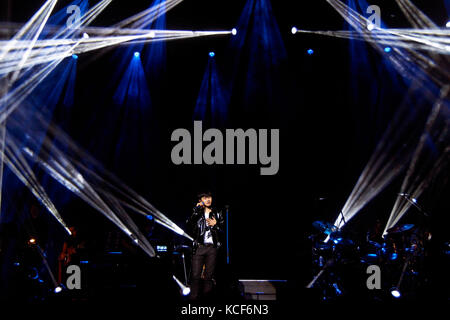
(197, 191, 212, 200)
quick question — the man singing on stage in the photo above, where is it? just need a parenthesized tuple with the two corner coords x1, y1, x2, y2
(186, 191, 224, 300)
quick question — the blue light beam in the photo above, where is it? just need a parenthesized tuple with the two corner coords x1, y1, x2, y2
(193, 57, 229, 128)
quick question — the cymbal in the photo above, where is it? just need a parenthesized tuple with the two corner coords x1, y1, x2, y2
(387, 224, 415, 234)
(312, 220, 328, 230)
(332, 237, 354, 246)
(367, 240, 383, 249)
(312, 221, 338, 235)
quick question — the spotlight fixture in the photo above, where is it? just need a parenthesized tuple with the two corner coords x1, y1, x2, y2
(446, 21, 450, 28)
(72, 54, 78, 60)
(367, 23, 375, 31)
(54, 286, 63, 293)
(209, 52, 215, 58)
(182, 287, 191, 296)
(390, 287, 401, 298)
(307, 49, 314, 55)
(83, 32, 89, 39)
(28, 238, 37, 245)
(231, 28, 237, 36)
(384, 47, 392, 53)
(173, 275, 190, 296)
(291, 26, 298, 34)
(134, 52, 140, 58)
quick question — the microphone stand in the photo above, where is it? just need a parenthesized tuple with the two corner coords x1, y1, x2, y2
(225, 205, 230, 264)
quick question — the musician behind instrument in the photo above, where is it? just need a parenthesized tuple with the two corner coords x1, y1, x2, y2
(366, 219, 384, 242)
(58, 226, 85, 283)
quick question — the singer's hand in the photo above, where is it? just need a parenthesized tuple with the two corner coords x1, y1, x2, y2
(196, 201, 204, 208)
(206, 217, 216, 227)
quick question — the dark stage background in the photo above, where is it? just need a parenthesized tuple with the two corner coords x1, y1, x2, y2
(0, 0, 449, 303)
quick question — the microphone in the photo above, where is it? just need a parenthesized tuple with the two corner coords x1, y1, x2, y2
(196, 200, 206, 207)
(195, 201, 205, 214)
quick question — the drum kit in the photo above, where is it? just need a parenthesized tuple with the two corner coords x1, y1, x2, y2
(308, 219, 428, 300)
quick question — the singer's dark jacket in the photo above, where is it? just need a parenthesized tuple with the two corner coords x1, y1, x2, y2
(186, 206, 225, 254)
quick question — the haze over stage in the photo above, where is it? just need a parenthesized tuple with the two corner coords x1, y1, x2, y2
(0, 0, 448, 305)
